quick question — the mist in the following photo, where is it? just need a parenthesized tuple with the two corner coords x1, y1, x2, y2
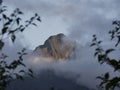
(2, 0, 120, 90)
(3, 36, 116, 90)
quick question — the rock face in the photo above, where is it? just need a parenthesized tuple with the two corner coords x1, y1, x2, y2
(34, 33, 75, 60)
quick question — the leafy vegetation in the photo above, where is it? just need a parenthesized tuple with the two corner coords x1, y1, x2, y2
(91, 20, 120, 90)
(0, 0, 41, 90)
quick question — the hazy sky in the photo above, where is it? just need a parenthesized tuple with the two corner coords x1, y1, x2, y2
(3, 0, 120, 89)
(4, 0, 120, 49)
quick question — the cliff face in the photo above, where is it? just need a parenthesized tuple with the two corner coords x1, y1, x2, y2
(34, 33, 75, 60)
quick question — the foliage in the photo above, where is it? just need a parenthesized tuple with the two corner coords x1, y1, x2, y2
(0, 0, 41, 90)
(91, 21, 120, 90)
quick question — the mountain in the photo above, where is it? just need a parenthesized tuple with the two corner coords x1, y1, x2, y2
(34, 33, 76, 60)
(7, 70, 90, 90)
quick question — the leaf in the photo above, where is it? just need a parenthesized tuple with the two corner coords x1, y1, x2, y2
(90, 43, 96, 47)
(28, 73, 34, 78)
(28, 69, 33, 74)
(94, 52, 98, 57)
(18, 11, 23, 15)
(11, 34, 16, 43)
(32, 23, 37, 26)
(37, 17, 41, 22)
(17, 52, 21, 55)
(18, 60, 26, 67)
(19, 70, 25, 73)
(20, 28, 25, 32)
(2, 14, 7, 19)
(105, 77, 120, 90)
(96, 76, 104, 80)
(16, 74, 24, 80)
(104, 72, 109, 80)
(0, 40, 4, 50)
(2, 27, 8, 35)
(4, 20, 12, 26)
(115, 36, 120, 47)
(16, 18, 21, 25)
(18, 75, 24, 80)
(98, 41, 102, 44)
(105, 49, 115, 55)
(109, 59, 118, 71)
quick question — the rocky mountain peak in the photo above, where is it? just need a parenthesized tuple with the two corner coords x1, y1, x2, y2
(34, 33, 75, 60)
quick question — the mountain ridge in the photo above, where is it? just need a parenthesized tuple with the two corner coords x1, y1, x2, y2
(34, 33, 76, 60)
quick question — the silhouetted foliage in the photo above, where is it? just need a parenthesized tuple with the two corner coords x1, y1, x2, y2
(91, 20, 120, 90)
(0, 0, 41, 90)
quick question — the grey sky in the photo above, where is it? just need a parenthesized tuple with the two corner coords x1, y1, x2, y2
(4, 0, 120, 49)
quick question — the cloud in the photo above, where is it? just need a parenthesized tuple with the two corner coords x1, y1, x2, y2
(2, 0, 120, 89)
(4, 0, 120, 46)
(22, 38, 117, 89)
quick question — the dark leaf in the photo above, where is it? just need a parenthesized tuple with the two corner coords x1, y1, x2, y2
(37, 17, 41, 22)
(19, 61, 26, 67)
(94, 52, 98, 57)
(2, 27, 8, 35)
(18, 11, 23, 15)
(98, 41, 102, 44)
(18, 76, 24, 80)
(90, 43, 96, 47)
(96, 76, 104, 80)
(28, 73, 33, 78)
(16, 18, 21, 25)
(112, 21, 117, 25)
(19, 70, 25, 73)
(2, 14, 7, 19)
(28, 69, 33, 74)
(20, 28, 25, 32)
(105, 77, 120, 90)
(35, 13, 38, 16)
(115, 36, 120, 47)
(105, 49, 115, 55)
(32, 23, 37, 26)
(5, 22, 10, 26)
(0, 40, 4, 50)
(11, 34, 16, 43)
(104, 72, 109, 80)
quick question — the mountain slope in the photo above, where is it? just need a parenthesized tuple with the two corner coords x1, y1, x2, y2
(7, 70, 90, 90)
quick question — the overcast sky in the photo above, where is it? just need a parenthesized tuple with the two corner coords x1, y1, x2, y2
(2, 0, 120, 89)
(3, 0, 120, 49)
